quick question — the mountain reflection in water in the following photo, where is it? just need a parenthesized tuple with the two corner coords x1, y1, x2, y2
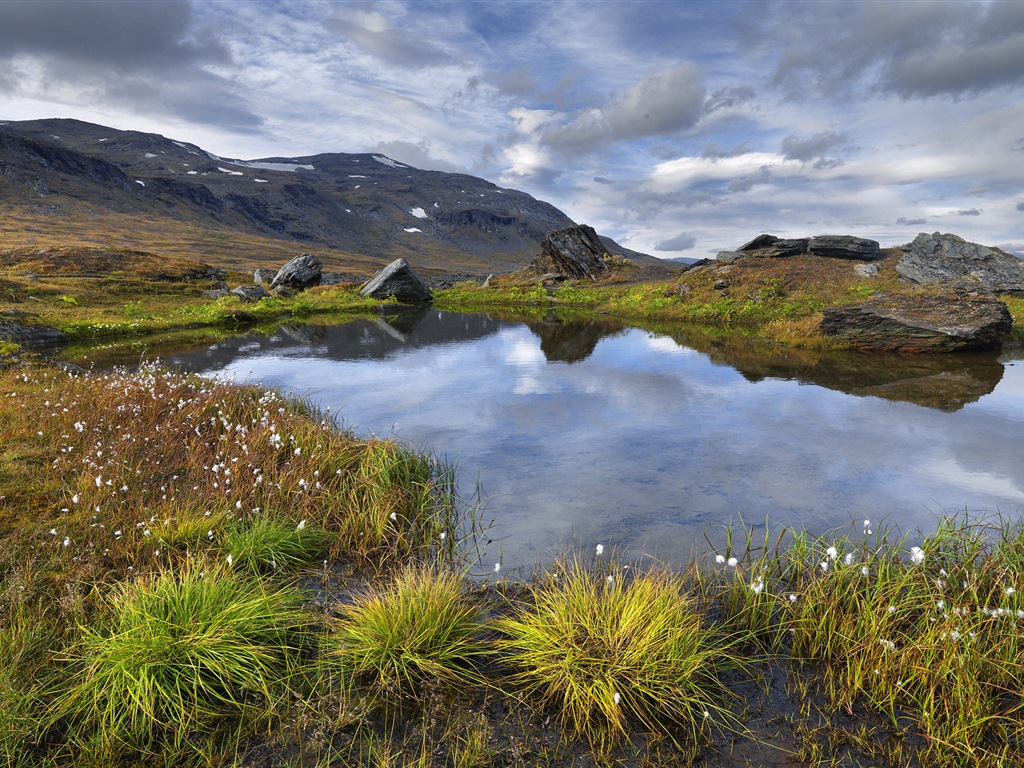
(163, 308, 1024, 572)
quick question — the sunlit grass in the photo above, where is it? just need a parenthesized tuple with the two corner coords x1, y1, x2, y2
(326, 565, 487, 703)
(496, 555, 742, 753)
(706, 515, 1024, 767)
(48, 560, 315, 762)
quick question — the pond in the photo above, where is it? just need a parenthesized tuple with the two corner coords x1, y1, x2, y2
(159, 308, 1024, 574)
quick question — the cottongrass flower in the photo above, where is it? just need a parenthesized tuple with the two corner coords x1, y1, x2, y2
(825, 546, 838, 560)
(909, 546, 925, 564)
(749, 576, 765, 595)
(595, 544, 604, 556)
(715, 554, 726, 564)
(727, 557, 738, 568)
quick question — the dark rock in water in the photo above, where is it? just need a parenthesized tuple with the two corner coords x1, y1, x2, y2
(896, 232, 1024, 294)
(253, 269, 276, 286)
(270, 253, 322, 291)
(530, 224, 609, 279)
(360, 258, 432, 303)
(231, 285, 271, 302)
(821, 294, 1012, 352)
(737, 234, 809, 258)
(0, 319, 68, 348)
(808, 235, 882, 260)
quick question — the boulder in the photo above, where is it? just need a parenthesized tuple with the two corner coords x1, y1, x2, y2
(896, 232, 1024, 294)
(530, 224, 609, 280)
(360, 258, 432, 303)
(737, 234, 809, 257)
(808, 235, 882, 260)
(715, 251, 746, 264)
(0, 319, 67, 348)
(820, 294, 1012, 352)
(253, 269, 276, 286)
(231, 285, 271, 302)
(270, 253, 322, 291)
(201, 289, 230, 299)
(854, 264, 879, 278)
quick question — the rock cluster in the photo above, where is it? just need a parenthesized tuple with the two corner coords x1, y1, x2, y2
(737, 233, 882, 260)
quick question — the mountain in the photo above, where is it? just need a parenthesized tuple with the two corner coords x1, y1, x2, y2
(0, 118, 657, 276)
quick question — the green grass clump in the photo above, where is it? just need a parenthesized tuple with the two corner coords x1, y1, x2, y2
(496, 557, 739, 752)
(50, 561, 315, 761)
(327, 565, 486, 702)
(225, 513, 330, 574)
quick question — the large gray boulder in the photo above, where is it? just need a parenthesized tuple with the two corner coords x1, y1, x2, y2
(530, 224, 609, 280)
(808, 235, 882, 260)
(821, 294, 1012, 352)
(270, 254, 323, 291)
(360, 258, 432, 303)
(0, 319, 68, 348)
(896, 232, 1024, 294)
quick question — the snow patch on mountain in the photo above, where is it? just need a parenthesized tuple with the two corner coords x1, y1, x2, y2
(373, 155, 406, 169)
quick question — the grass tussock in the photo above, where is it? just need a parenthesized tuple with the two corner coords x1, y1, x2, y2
(49, 561, 314, 762)
(327, 565, 487, 702)
(497, 556, 741, 753)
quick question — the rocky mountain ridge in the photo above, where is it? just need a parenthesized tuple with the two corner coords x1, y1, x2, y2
(0, 118, 652, 274)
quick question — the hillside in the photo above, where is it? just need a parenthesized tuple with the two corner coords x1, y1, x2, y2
(0, 118, 653, 276)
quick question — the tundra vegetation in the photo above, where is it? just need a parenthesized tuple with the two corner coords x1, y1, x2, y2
(2, 359, 1024, 767)
(1, 245, 1022, 362)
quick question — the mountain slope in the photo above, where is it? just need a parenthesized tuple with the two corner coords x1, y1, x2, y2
(0, 118, 653, 275)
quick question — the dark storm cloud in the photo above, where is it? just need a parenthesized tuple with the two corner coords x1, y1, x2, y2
(655, 232, 697, 251)
(1017, 202, 1024, 212)
(749, 0, 1024, 99)
(0, 0, 261, 130)
(957, 208, 982, 216)
(0, 0, 227, 71)
(896, 217, 928, 226)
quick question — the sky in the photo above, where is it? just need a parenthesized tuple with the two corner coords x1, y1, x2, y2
(1, 0, 1023, 259)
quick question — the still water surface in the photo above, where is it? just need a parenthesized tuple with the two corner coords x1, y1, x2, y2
(165, 309, 1024, 573)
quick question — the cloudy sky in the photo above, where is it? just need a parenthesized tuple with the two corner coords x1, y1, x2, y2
(1, 0, 1023, 258)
